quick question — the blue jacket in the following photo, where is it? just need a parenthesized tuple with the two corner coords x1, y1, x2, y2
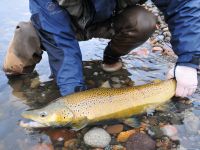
(29, 0, 200, 96)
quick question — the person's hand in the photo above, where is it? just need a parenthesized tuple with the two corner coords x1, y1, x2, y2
(167, 65, 198, 97)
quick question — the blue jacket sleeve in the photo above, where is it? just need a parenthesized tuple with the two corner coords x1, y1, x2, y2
(153, 0, 200, 69)
(30, 0, 86, 96)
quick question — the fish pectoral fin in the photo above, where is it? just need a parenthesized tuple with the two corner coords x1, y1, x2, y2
(122, 117, 141, 128)
(71, 116, 88, 131)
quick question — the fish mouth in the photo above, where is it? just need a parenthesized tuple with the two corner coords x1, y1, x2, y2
(21, 111, 49, 128)
(19, 119, 49, 128)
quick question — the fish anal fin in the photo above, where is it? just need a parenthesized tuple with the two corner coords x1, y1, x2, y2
(71, 116, 88, 131)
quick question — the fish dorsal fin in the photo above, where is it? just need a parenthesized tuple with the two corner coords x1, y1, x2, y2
(71, 116, 88, 131)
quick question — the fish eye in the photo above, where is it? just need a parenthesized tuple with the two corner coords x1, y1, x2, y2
(40, 112, 48, 118)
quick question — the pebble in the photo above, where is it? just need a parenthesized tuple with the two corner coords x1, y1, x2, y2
(161, 125, 178, 139)
(117, 130, 136, 142)
(84, 128, 111, 148)
(93, 72, 98, 76)
(64, 139, 78, 149)
(46, 129, 76, 142)
(162, 27, 169, 32)
(106, 124, 124, 135)
(162, 45, 175, 56)
(112, 83, 121, 88)
(148, 126, 164, 139)
(111, 77, 120, 83)
(101, 81, 111, 88)
(30, 77, 40, 88)
(152, 46, 163, 52)
(112, 145, 126, 150)
(84, 66, 92, 69)
(131, 48, 149, 57)
(126, 133, 156, 150)
(30, 143, 54, 150)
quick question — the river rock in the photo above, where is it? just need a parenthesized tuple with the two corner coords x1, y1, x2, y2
(112, 145, 126, 150)
(126, 133, 156, 150)
(101, 81, 111, 88)
(30, 77, 40, 88)
(117, 130, 136, 142)
(106, 124, 124, 134)
(84, 128, 111, 148)
(152, 46, 163, 52)
(64, 139, 78, 149)
(161, 125, 178, 138)
(30, 143, 53, 150)
(111, 77, 120, 83)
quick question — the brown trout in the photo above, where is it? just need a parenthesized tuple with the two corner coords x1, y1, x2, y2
(21, 79, 176, 130)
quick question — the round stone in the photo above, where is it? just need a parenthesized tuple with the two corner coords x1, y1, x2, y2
(126, 133, 156, 150)
(84, 128, 111, 148)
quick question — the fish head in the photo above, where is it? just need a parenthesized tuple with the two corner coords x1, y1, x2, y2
(21, 102, 74, 128)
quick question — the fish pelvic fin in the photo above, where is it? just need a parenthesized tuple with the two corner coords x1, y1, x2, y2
(71, 116, 88, 131)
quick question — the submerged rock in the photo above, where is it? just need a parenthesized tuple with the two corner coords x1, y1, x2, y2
(84, 128, 111, 148)
(30, 143, 53, 150)
(106, 124, 124, 135)
(64, 139, 78, 149)
(126, 133, 156, 150)
(101, 81, 111, 88)
(161, 125, 178, 139)
(117, 129, 136, 142)
(112, 145, 126, 150)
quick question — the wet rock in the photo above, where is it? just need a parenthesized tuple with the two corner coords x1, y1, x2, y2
(64, 139, 78, 149)
(30, 143, 54, 150)
(112, 83, 122, 88)
(84, 66, 92, 69)
(92, 148, 104, 150)
(162, 45, 175, 56)
(162, 27, 169, 32)
(111, 77, 120, 83)
(126, 133, 156, 150)
(117, 130, 136, 142)
(84, 128, 111, 148)
(148, 126, 164, 139)
(112, 145, 126, 150)
(152, 46, 163, 52)
(106, 124, 124, 135)
(131, 48, 149, 57)
(93, 72, 98, 76)
(30, 77, 40, 88)
(46, 129, 76, 142)
(101, 81, 111, 88)
(161, 125, 178, 139)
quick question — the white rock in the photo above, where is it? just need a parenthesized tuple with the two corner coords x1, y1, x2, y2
(101, 81, 111, 88)
(161, 125, 178, 138)
(84, 128, 111, 148)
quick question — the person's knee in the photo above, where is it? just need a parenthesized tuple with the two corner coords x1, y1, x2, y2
(116, 6, 156, 39)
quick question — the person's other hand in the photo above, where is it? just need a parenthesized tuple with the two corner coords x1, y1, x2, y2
(167, 65, 198, 97)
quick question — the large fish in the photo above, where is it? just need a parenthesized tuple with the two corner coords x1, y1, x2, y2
(20, 79, 176, 130)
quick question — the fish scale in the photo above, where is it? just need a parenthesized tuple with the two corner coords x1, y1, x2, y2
(21, 79, 176, 130)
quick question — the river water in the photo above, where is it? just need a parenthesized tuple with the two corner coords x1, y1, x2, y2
(0, 1, 200, 150)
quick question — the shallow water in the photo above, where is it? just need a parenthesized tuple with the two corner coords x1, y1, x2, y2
(0, 1, 200, 150)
